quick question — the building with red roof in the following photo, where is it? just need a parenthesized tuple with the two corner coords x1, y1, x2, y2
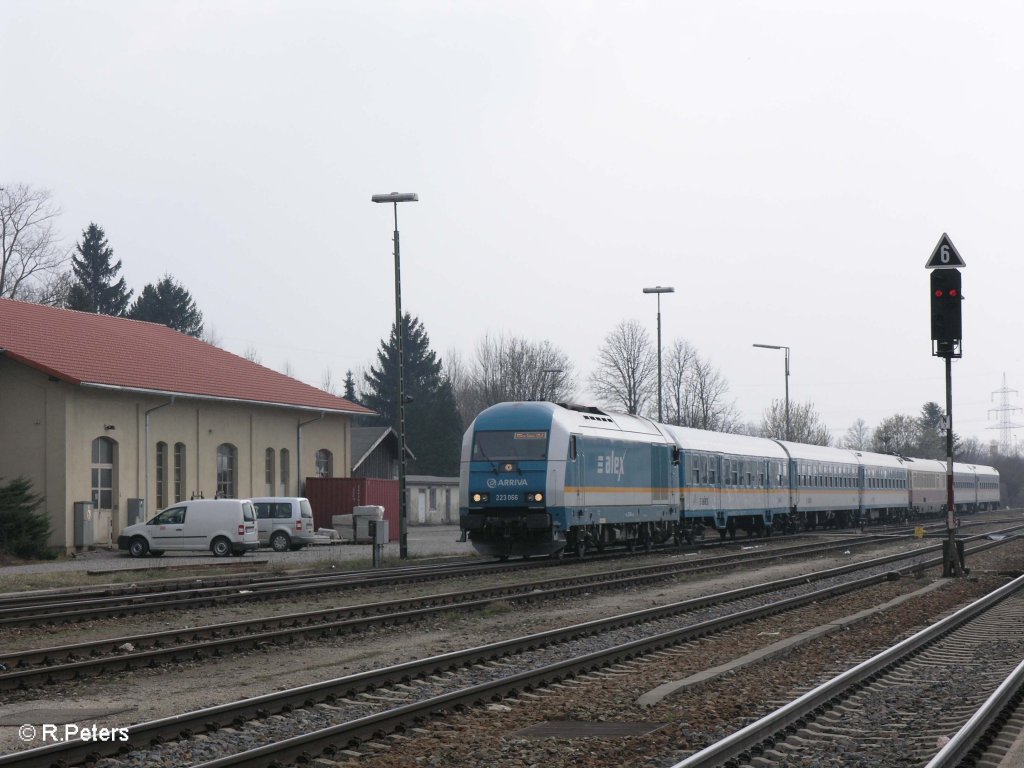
(0, 298, 374, 552)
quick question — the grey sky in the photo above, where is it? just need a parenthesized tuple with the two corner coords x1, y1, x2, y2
(3, 1, 1022, 446)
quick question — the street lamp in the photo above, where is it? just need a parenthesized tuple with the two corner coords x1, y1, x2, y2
(753, 343, 790, 441)
(642, 286, 674, 422)
(372, 191, 418, 559)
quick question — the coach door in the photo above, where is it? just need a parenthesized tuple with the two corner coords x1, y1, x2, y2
(569, 434, 585, 510)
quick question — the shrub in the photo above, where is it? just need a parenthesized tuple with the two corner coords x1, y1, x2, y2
(0, 476, 54, 560)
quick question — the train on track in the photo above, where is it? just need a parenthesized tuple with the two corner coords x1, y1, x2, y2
(458, 401, 1001, 559)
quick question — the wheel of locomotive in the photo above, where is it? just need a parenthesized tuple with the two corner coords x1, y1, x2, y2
(575, 534, 586, 559)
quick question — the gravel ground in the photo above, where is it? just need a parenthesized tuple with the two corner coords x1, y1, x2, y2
(0, 525, 476, 580)
(1, 526, 1021, 766)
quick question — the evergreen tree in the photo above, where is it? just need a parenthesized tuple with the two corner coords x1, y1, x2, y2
(65, 223, 132, 315)
(127, 274, 204, 337)
(0, 476, 53, 560)
(362, 313, 463, 475)
(343, 370, 359, 403)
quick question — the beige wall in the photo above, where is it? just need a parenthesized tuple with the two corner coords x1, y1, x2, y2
(0, 357, 352, 553)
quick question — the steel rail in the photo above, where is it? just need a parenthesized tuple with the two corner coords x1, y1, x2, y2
(668, 570, 1024, 768)
(0, 536, 916, 688)
(0, 534, 909, 628)
(924, 657, 1024, 768)
(4, 536, 1014, 768)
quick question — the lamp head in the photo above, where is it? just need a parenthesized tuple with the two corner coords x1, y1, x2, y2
(372, 192, 419, 203)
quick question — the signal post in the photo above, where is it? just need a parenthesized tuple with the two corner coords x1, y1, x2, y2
(926, 233, 966, 577)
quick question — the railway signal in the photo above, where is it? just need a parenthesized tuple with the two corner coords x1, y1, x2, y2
(930, 268, 963, 357)
(925, 232, 966, 577)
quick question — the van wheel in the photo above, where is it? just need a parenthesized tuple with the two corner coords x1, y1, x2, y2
(211, 537, 232, 557)
(128, 537, 149, 558)
(270, 532, 291, 552)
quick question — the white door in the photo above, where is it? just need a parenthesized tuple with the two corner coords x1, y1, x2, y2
(91, 437, 115, 545)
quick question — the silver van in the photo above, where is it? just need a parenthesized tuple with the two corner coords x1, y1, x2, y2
(117, 499, 259, 557)
(251, 497, 317, 551)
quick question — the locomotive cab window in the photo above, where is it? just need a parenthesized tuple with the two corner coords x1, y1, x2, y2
(473, 431, 549, 461)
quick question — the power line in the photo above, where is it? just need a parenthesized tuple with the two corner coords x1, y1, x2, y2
(988, 372, 1023, 455)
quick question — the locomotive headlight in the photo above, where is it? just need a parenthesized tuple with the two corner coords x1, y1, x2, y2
(528, 492, 544, 503)
(472, 492, 489, 503)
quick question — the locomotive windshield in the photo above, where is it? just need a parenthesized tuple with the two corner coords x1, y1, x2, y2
(472, 430, 549, 461)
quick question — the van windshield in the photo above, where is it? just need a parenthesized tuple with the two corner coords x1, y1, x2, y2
(242, 502, 255, 522)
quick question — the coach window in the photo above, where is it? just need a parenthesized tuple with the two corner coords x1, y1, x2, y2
(708, 461, 717, 485)
(569, 436, 577, 461)
(690, 455, 700, 486)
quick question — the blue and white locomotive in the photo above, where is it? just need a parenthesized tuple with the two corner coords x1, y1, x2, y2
(459, 401, 1001, 559)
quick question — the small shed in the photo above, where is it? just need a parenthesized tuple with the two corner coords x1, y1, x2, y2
(350, 426, 416, 480)
(406, 475, 460, 524)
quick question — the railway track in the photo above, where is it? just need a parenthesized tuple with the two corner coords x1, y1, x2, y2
(671, 569, 1024, 767)
(0, 534, 944, 690)
(0, 514, 1002, 623)
(0, 530, 938, 629)
(2, 534, 1017, 768)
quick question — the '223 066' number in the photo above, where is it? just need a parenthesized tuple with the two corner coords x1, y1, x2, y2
(495, 494, 519, 501)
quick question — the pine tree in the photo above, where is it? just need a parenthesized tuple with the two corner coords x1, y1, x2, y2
(127, 274, 204, 337)
(343, 370, 359, 403)
(65, 223, 132, 315)
(362, 313, 464, 475)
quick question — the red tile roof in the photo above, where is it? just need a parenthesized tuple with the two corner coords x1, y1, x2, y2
(0, 298, 374, 415)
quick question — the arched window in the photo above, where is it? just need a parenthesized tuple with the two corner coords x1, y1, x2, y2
(265, 448, 276, 495)
(174, 443, 186, 503)
(315, 449, 333, 478)
(216, 443, 237, 499)
(279, 448, 290, 495)
(156, 441, 168, 509)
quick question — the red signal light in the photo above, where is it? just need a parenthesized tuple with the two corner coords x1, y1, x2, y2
(935, 289, 943, 298)
(949, 289, 958, 297)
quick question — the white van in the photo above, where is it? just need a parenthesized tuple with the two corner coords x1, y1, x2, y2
(117, 499, 259, 557)
(251, 497, 317, 551)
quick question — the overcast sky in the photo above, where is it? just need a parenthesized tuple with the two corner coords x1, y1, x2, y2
(3, 1, 1023, 447)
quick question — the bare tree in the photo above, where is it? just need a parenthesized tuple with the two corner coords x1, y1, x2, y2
(681, 354, 741, 431)
(663, 338, 697, 425)
(241, 345, 261, 363)
(841, 418, 872, 450)
(871, 414, 919, 455)
(320, 368, 336, 394)
(454, 334, 576, 424)
(1, 184, 68, 300)
(589, 319, 656, 415)
(761, 399, 831, 445)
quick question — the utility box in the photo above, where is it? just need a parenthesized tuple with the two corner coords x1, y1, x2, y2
(127, 498, 146, 526)
(368, 519, 389, 567)
(73, 501, 94, 548)
(353, 505, 385, 542)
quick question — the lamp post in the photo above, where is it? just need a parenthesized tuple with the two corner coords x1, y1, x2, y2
(753, 343, 790, 441)
(642, 286, 674, 422)
(372, 191, 418, 559)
